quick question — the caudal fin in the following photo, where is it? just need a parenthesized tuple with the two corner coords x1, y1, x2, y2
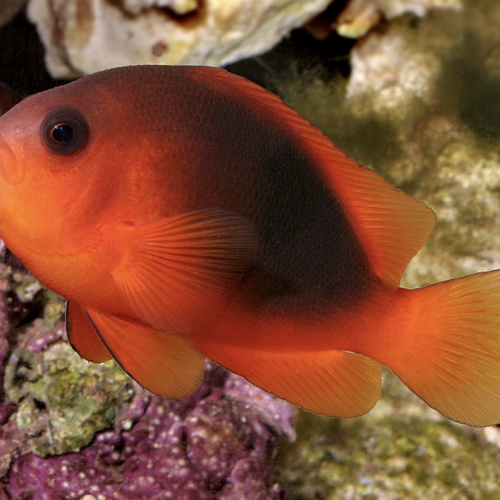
(390, 271, 500, 426)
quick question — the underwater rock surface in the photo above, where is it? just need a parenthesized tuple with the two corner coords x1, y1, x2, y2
(6, 364, 294, 499)
(27, 0, 333, 78)
(335, 0, 461, 38)
(26, 0, 463, 78)
(276, 372, 500, 499)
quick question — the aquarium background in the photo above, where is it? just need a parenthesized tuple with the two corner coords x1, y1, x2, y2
(1, 1, 500, 498)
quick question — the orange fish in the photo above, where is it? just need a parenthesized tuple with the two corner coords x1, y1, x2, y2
(0, 65, 499, 426)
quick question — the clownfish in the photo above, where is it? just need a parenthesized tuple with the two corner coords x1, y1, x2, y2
(0, 65, 499, 427)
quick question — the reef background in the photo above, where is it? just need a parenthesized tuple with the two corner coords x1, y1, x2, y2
(2, 0, 500, 498)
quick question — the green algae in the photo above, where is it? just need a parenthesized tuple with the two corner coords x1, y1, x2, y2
(11, 273, 42, 304)
(40, 290, 67, 329)
(0, 259, 136, 457)
(4, 331, 134, 457)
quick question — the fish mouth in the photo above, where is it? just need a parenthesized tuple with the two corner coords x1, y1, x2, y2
(0, 136, 24, 185)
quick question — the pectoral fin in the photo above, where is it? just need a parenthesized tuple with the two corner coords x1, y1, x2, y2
(112, 209, 258, 333)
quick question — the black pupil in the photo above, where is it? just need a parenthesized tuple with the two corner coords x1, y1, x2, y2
(51, 124, 74, 144)
(42, 107, 88, 155)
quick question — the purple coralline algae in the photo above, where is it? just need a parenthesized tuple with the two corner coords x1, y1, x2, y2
(0, 250, 295, 499)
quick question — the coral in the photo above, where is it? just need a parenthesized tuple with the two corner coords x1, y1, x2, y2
(346, 25, 442, 106)
(27, 0, 333, 78)
(122, 0, 198, 16)
(4, 360, 294, 499)
(336, 0, 461, 38)
(306, 0, 460, 41)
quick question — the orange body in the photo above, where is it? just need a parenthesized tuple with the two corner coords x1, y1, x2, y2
(0, 66, 499, 426)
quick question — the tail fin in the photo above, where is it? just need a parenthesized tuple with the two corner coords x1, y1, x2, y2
(390, 271, 500, 426)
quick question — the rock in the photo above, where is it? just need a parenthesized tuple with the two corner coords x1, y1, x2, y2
(27, 0, 333, 78)
(306, 0, 460, 41)
(336, 0, 461, 39)
(5, 360, 295, 498)
(276, 371, 500, 499)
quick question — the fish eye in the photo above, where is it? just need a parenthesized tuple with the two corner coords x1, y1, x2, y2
(41, 107, 88, 155)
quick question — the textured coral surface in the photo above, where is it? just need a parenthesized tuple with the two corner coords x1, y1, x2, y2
(27, 0, 333, 77)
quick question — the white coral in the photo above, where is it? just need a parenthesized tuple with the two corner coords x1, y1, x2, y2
(27, 0, 333, 78)
(337, 0, 461, 38)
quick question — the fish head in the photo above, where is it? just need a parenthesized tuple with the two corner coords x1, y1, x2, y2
(0, 78, 145, 255)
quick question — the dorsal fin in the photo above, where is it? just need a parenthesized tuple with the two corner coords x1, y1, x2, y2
(194, 67, 436, 290)
(306, 149, 436, 290)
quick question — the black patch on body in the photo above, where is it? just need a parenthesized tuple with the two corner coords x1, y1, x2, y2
(87, 67, 379, 316)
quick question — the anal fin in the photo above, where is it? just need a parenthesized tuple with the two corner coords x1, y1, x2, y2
(85, 308, 206, 399)
(202, 344, 382, 417)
